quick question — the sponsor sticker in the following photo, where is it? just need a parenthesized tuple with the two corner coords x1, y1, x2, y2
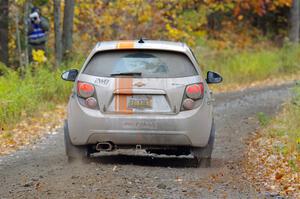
(94, 78, 110, 87)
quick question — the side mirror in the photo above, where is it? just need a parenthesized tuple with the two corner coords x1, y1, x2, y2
(206, 71, 223, 84)
(61, 69, 78, 82)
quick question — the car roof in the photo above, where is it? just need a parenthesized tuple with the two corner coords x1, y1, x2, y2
(93, 40, 188, 53)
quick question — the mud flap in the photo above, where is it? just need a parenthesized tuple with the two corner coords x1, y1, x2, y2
(191, 119, 215, 167)
(64, 120, 89, 163)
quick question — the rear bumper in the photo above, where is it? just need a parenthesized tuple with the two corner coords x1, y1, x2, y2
(67, 97, 213, 147)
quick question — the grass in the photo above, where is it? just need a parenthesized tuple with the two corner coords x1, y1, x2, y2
(0, 57, 83, 130)
(244, 84, 300, 197)
(254, 84, 300, 166)
(195, 44, 300, 85)
(281, 85, 300, 155)
(257, 112, 270, 127)
(268, 84, 300, 167)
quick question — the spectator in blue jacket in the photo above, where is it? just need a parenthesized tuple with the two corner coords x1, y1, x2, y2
(27, 7, 49, 62)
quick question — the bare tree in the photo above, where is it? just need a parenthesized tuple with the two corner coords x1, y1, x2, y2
(289, 0, 300, 43)
(54, 0, 62, 67)
(62, 0, 75, 58)
(0, 0, 9, 66)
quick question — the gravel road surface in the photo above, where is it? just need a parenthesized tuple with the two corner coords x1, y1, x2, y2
(0, 84, 293, 199)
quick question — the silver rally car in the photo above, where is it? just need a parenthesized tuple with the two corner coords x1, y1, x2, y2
(61, 39, 222, 167)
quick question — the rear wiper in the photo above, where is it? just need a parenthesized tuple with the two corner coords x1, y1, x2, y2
(110, 72, 142, 77)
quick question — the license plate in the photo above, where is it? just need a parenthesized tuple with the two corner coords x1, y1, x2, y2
(127, 95, 152, 109)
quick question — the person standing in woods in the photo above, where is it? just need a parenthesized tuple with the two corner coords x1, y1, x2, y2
(27, 7, 49, 62)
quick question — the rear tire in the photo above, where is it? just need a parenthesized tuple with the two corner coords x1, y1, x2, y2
(191, 120, 215, 168)
(64, 120, 90, 163)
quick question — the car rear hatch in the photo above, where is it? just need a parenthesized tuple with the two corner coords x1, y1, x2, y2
(79, 49, 202, 114)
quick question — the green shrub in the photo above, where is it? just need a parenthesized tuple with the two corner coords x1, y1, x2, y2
(0, 59, 82, 129)
(257, 112, 270, 127)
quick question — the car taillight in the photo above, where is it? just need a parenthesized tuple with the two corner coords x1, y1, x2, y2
(186, 83, 204, 100)
(181, 83, 204, 111)
(77, 81, 98, 109)
(77, 81, 95, 98)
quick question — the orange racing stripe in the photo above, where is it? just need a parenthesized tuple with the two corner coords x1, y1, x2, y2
(114, 78, 133, 114)
(116, 41, 134, 49)
(119, 78, 133, 114)
(114, 78, 119, 112)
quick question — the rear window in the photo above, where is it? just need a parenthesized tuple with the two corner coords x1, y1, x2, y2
(83, 50, 198, 78)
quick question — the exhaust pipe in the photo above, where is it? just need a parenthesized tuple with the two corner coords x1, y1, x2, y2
(96, 142, 114, 151)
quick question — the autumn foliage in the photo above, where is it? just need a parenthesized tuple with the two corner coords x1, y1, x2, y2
(70, 0, 293, 50)
(6, 0, 293, 64)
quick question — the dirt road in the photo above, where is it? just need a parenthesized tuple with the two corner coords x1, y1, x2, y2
(0, 84, 293, 199)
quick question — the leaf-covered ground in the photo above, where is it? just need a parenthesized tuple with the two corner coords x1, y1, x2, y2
(0, 105, 66, 156)
(243, 85, 300, 198)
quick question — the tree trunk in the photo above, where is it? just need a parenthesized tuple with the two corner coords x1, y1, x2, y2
(24, 1, 30, 66)
(289, 0, 300, 43)
(62, 0, 75, 58)
(0, 0, 9, 66)
(15, 11, 23, 67)
(54, 0, 62, 67)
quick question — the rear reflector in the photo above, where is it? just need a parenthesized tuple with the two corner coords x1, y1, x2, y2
(85, 97, 97, 108)
(186, 83, 204, 100)
(77, 82, 95, 98)
(182, 98, 195, 110)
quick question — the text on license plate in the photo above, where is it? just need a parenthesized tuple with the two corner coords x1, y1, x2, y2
(127, 95, 152, 109)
